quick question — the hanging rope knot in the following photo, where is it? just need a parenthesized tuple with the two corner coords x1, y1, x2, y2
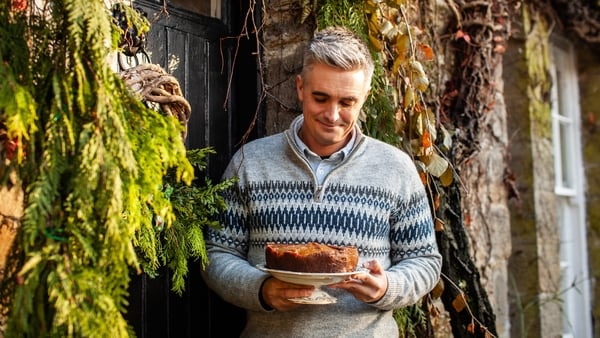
(120, 64, 192, 141)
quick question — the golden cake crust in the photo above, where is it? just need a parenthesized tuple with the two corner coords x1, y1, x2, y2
(265, 242, 358, 273)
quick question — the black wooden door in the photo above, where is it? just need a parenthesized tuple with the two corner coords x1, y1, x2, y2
(123, 1, 260, 337)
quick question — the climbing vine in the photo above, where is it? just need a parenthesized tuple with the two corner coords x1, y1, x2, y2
(299, 0, 519, 336)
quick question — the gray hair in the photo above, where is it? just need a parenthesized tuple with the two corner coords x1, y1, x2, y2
(302, 26, 375, 85)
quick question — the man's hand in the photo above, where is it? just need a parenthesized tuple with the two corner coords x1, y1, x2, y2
(260, 277, 315, 311)
(328, 260, 387, 303)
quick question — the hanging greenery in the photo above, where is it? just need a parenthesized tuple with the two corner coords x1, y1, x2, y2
(0, 0, 231, 337)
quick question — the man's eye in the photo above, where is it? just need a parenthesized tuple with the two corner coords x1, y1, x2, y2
(314, 97, 327, 103)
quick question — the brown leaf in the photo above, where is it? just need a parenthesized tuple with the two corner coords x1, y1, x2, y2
(430, 279, 444, 299)
(435, 217, 445, 232)
(433, 193, 440, 211)
(452, 292, 467, 312)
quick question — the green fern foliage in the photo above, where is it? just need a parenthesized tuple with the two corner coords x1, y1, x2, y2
(137, 148, 235, 295)
(0, 1, 228, 337)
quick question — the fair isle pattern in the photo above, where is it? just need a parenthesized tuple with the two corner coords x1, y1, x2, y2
(210, 178, 436, 265)
(210, 164, 436, 272)
(206, 119, 440, 268)
(202, 116, 442, 337)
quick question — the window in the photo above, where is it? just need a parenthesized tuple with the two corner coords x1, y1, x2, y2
(549, 38, 593, 338)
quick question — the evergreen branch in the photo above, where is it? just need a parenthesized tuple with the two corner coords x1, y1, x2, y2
(137, 147, 235, 295)
(1, 0, 197, 336)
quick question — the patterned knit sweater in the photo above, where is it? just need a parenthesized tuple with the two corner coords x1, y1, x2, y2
(202, 116, 442, 338)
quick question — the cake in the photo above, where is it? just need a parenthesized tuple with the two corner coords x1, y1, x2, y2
(265, 242, 358, 273)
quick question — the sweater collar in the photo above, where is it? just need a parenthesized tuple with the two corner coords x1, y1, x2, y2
(290, 115, 357, 160)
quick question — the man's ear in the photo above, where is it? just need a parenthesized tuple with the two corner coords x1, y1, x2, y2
(296, 74, 304, 101)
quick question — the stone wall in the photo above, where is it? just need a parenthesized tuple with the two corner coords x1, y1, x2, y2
(260, 0, 313, 135)
(458, 65, 512, 337)
(504, 35, 544, 337)
(258, 0, 513, 336)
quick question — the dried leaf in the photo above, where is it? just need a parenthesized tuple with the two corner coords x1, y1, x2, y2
(430, 279, 444, 299)
(435, 217, 445, 231)
(452, 292, 467, 312)
(409, 60, 429, 91)
(422, 130, 432, 149)
(403, 87, 415, 108)
(433, 193, 440, 210)
(368, 33, 383, 52)
(417, 43, 435, 61)
(465, 213, 472, 226)
(394, 108, 405, 133)
(440, 165, 453, 187)
(440, 126, 453, 152)
(395, 34, 410, 62)
(414, 74, 429, 91)
(419, 172, 428, 185)
(426, 153, 448, 177)
(380, 20, 396, 41)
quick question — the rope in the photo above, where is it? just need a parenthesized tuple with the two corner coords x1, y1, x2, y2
(120, 64, 192, 141)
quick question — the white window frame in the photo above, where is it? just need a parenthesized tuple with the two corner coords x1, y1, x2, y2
(549, 38, 593, 338)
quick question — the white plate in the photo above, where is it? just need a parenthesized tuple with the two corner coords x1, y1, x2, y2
(256, 264, 365, 286)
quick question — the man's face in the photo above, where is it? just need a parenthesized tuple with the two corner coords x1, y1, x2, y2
(296, 63, 370, 157)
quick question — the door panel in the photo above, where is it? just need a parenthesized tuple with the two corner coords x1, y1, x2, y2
(124, 1, 245, 337)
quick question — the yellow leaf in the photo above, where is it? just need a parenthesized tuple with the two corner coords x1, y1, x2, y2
(426, 153, 448, 177)
(380, 20, 396, 41)
(409, 60, 429, 91)
(368, 34, 383, 52)
(403, 87, 415, 108)
(395, 34, 410, 62)
(440, 165, 454, 187)
(414, 74, 429, 91)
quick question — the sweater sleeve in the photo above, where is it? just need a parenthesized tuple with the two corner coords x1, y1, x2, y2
(370, 163, 442, 310)
(200, 154, 272, 312)
(201, 241, 272, 312)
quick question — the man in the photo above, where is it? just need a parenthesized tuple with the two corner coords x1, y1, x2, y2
(201, 26, 442, 337)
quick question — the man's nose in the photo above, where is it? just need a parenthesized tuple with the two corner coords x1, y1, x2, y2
(323, 103, 340, 122)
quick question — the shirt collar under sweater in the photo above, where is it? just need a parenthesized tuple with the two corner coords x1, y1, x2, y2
(290, 115, 356, 163)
